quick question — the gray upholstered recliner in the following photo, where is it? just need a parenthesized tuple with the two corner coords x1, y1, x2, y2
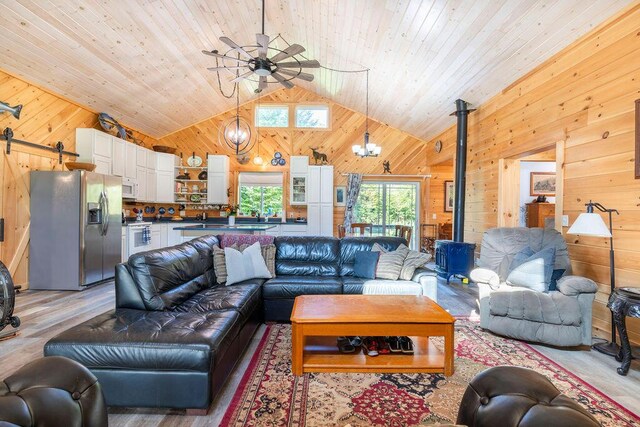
(470, 227, 597, 347)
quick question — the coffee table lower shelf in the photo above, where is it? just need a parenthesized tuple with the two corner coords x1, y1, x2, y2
(300, 336, 445, 374)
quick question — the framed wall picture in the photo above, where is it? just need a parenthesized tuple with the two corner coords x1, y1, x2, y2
(444, 180, 454, 212)
(530, 172, 556, 196)
(335, 186, 346, 206)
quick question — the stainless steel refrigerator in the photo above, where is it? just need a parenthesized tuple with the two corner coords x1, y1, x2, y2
(29, 171, 122, 290)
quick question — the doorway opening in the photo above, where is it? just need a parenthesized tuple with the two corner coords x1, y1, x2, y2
(498, 146, 563, 230)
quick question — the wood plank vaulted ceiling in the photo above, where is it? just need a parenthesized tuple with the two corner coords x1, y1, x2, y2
(0, 0, 633, 140)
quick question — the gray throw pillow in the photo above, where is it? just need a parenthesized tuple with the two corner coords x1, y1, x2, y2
(371, 243, 410, 280)
(213, 243, 276, 284)
(506, 246, 555, 292)
(225, 242, 272, 286)
(400, 250, 432, 281)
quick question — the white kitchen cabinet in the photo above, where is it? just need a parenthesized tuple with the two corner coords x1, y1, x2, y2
(136, 165, 147, 201)
(156, 171, 174, 203)
(282, 224, 308, 236)
(290, 156, 309, 205)
(111, 137, 125, 176)
(76, 128, 113, 174)
(307, 165, 333, 236)
(93, 157, 111, 175)
(149, 224, 162, 251)
(265, 224, 281, 236)
(207, 155, 229, 204)
(146, 150, 157, 169)
(168, 224, 185, 246)
(146, 169, 157, 202)
(156, 152, 175, 172)
(136, 146, 147, 167)
(125, 142, 137, 180)
(160, 224, 169, 248)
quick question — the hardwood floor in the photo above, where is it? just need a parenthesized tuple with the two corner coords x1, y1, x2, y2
(1, 281, 638, 426)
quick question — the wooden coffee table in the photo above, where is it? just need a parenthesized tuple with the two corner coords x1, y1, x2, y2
(290, 294, 455, 376)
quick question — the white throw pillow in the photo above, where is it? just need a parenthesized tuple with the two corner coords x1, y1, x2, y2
(224, 242, 272, 286)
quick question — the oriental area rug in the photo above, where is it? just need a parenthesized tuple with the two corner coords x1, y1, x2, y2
(221, 320, 639, 427)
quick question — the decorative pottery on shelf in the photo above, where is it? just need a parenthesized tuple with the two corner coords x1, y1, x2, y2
(65, 162, 97, 171)
(228, 215, 236, 226)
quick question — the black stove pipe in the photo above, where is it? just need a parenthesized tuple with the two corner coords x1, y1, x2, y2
(450, 99, 474, 242)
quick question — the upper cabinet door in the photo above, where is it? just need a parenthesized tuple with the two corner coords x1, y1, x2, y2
(93, 130, 112, 158)
(136, 146, 147, 167)
(320, 166, 334, 204)
(111, 137, 124, 177)
(156, 153, 176, 172)
(290, 156, 309, 174)
(207, 154, 229, 173)
(146, 150, 157, 170)
(307, 166, 321, 204)
(124, 142, 137, 180)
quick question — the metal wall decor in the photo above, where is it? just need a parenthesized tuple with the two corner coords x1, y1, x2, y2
(1, 127, 79, 164)
(311, 147, 328, 164)
(383, 160, 391, 174)
(270, 151, 286, 166)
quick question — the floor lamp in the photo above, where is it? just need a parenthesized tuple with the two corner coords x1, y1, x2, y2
(567, 200, 619, 356)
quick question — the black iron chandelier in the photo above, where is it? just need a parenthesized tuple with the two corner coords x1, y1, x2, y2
(218, 85, 254, 155)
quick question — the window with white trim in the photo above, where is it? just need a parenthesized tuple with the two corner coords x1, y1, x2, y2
(295, 104, 329, 129)
(255, 105, 289, 128)
(238, 172, 284, 216)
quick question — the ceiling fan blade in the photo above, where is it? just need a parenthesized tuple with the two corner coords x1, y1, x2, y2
(207, 65, 249, 71)
(219, 36, 254, 60)
(230, 70, 254, 83)
(271, 72, 295, 89)
(258, 76, 268, 91)
(270, 44, 305, 63)
(277, 68, 314, 82)
(202, 50, 249, 62)
(276, 59, 321, 68)
(256, 33, 270, 59)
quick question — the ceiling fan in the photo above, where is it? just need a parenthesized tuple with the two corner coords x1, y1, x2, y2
(202, 0, 320, 92)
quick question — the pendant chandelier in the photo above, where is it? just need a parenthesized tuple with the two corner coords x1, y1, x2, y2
(352, 69, 381, 157)
(219, 83, 254, 155)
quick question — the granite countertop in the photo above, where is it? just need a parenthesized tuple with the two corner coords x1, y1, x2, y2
(173, 224, 279, 231)
(123, 218, 307, 226)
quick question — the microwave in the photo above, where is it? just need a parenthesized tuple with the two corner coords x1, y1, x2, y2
(122, 178, 137, 199)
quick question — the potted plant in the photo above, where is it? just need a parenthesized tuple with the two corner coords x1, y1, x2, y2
(225, 204, 239, 225)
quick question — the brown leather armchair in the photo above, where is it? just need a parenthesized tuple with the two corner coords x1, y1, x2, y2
(457, 366, 599, 427)
(0, 356, 107, 427)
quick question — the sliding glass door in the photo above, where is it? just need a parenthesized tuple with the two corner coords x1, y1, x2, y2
(354, 181, 420, 249)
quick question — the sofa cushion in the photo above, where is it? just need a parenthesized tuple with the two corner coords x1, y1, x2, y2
(213, 244, 276, 284)
(353, 251, 379, 279)
(339, 237, 407, 276)
(44, 309, 242, 372)
(127, 235, 219, 311)
(275, 236, 340, 276)
(342, 276, 366, 294)
(173, 282, 263, 321)
(489, 288, 581, 326)
(362, 280, 423, 295)
(506, 247, 555, 292)
(263, 276, 342, 299)
(372, 243, 410, 280)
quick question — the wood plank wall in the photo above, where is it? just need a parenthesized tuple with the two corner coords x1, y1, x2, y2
(424, 3, 640, 344)
(0, 69, 156, 289)
(157, 87, 430, 232)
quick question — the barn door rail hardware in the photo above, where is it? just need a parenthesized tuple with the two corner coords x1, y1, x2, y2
(1, 127, 79, 164)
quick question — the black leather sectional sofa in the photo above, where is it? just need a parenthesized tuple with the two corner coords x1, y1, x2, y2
(45, 235, 434, 412)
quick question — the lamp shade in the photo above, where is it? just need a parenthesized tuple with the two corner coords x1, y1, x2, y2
(567, 213, 612, 237)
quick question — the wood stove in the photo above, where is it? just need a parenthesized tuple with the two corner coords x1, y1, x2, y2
(435, 99, 476, 282)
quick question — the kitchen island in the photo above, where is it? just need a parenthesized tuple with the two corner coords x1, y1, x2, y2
(173, 223, 279, 238)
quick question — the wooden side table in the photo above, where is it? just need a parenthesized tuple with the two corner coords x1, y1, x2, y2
(607, 288, 640, 375)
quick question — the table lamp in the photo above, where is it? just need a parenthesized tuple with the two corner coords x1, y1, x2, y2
(567, 200, 619, 356)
